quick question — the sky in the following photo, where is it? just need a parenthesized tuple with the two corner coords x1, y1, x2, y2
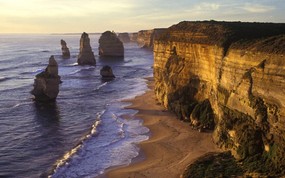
(0, 0, 284, 33)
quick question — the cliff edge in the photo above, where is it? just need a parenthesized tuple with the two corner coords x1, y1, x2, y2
(154, 21, 285, 176)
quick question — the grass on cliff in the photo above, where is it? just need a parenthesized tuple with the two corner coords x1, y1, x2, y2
(182, 152, 244, 178)
(158, 21, 285, 54)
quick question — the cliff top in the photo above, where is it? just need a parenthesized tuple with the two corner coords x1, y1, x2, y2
(158, 21, 285, 54)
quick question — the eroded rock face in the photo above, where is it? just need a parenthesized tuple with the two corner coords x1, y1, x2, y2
(31, 55, 61, 102)
(137, 28, 166, 48)
(99, 31, 124, 57)
(118, 33, 130, 43)
(100, 65, 115, 80)
(60, 39, 70, 58)
(78, 32, 96, 65)
(154, 21, 285, 175)
(129, 33, 138, 42)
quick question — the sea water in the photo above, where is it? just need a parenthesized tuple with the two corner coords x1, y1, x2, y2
(0, 34, 153, 177)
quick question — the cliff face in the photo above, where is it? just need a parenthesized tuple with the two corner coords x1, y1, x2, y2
(118, 33, 130, 43)
(154, 21, 285, 174)
(137, 28, 166, 48)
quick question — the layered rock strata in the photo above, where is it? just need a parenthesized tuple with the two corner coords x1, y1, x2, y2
(31, 55, 61, 102)
(60, 39, 70, 58)
(154, 21, 285, 175)
(118, 33, 130, 43)
(98, 31, 124, 57)
(77, 32, 96, 65)
(137, 28, 166, 48)
(100, 65, 115, 80)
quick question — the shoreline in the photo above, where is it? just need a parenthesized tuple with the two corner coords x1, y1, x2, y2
(102, 77, 221, 178)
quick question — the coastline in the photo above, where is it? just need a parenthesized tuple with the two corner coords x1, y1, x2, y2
(102, 77, 221, 178)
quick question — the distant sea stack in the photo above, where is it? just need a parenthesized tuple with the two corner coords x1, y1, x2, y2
(129, 32, 138, 42)
(154, 21, 285, 176)
(77, 32, 96, 65)
(100, 65, 115, 80)
(118, 33, 130, 43)
(31, 55, 61, 102)
(137, 28, 166, 48)
(98, 31, 124, 57)
(60, 39, 70, 59)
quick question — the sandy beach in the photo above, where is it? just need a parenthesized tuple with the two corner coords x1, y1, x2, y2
(103, 78, 221, 178)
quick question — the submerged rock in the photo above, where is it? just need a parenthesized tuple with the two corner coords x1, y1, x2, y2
(31, 55, 61, 102)
(60, 39, 70, 58)
(100, 65, 115, 80)
(99, 31, 124, 57)
(78, 32, 96, 65)
(118, 33, 130, 43)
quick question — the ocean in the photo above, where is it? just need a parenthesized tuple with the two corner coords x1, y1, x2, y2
(0, 34, 153, 177)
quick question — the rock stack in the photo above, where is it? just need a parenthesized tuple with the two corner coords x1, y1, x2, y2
(100, 65, 115, 80)
(31, 55, 61, 102)
(60, 39, 70, 58)
(98, 31, 124, 57)
(77, 32, 96, 65)
(118, 33, 130, 43)
(129, 33, 138, 42)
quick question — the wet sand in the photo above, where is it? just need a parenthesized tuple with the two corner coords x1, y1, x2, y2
(105, 78, 221, 178)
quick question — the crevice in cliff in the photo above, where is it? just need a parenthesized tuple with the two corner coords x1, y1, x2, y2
(218, 39, 235, 82)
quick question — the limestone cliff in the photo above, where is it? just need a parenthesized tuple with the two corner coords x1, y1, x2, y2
(118, 32, 130, 43)
(137, 28, 166, 48)
(154, 21, 285, 175)
(129, 32, 138, 42)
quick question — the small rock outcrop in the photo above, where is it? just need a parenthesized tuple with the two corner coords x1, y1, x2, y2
(98, 31, 124, 57)
(100, 65, 115, 80)
(60, 39, 70, 58)
(77, 32, 96, 65)
(118, 33, 130, 43)
(31, 56, 61, 102)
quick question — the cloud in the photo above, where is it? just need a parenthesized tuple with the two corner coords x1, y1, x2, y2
(242, 3, 275, 13)
(193, 2, 221, 11)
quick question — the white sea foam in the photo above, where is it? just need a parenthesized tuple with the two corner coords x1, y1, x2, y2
(50, 103, 150, 178)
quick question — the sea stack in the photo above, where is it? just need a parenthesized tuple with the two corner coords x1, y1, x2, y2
(98, 31, 124, 57)
(118, 33, 130, 43)
(100, 65, 115, 80)
(77, 32, 96, 65)
(60, 39, 70, 58)
(31, 55, 61, 102)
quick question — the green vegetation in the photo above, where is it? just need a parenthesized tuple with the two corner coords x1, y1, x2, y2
(182, 152, 244, 178)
